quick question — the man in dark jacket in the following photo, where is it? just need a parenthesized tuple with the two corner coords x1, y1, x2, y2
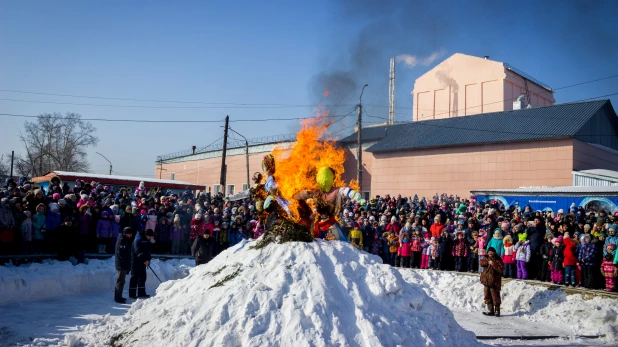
(191, 231, 215, 266)
(115, 227, 133, 303)
(55, 217, 78, 261)
(527, 216, 547, 280)
(129, 229, 153, 299)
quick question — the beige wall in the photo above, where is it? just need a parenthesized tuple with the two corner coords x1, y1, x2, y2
(160, 151, 270, 195)
(573, 140, 618, 172)
(412, 53, 555, 121)
(369, 139, 574, 198)
(342, 146, 374, 195)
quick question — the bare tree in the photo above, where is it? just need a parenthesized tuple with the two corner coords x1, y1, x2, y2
(19, 113, 99, 177)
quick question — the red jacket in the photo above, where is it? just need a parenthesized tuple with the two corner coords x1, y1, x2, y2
(430, 223, 443, 238)
(563, 237, 579, 266)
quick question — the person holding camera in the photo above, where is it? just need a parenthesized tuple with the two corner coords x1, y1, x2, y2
(480, 247, 504, 317)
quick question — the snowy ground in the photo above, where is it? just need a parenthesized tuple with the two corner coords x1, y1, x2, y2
(1, 245, 617, 346)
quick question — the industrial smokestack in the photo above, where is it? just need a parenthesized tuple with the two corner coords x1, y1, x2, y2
(389, 58, 395, 125)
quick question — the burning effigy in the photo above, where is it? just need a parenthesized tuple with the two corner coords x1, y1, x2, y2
(228, 113, 364, 246)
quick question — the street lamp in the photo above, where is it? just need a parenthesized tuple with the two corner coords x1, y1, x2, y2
(96, 152, 113, 175)
(228, 127, 250, 190)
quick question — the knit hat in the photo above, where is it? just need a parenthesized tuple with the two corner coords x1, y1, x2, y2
(493, 229, 502, 238)
(58, 199, 67, 206)
(518, 233, 527, 242)
(48, 203, 59, 212)
(195, 214, 202, 220)
(555, 236, 563, 244)
(52, 193, 61, 200)
(80, 194, 88, 200)
(487, 247, 497, 254)
(458, 220, 465, 225)
(145, 229, 154, 236)
(123, 227, 133, 235)
(391, 216, 397, 222)
(607, 244, 617, 251)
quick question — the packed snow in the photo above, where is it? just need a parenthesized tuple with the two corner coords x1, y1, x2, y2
(0, 257, 193, 305)
(399, 269, 618, 341)
(62, 240, 479, 347)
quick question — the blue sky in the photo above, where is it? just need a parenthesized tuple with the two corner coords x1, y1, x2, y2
(1, 0, 617, 178)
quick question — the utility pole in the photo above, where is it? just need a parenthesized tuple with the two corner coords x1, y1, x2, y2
(156, 156, 167, 179)
(10, 151, 14, 180)
(96, 152, 113, 175)
(389, 58, 395, 125)
(229, 127, 250, 190)
(220, 115, 229, 196)
(357, 84, 368, 194)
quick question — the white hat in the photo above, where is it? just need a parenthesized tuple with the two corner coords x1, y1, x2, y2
(391, 216, 397, 222)
(48, 203, 59, 211)
(558, 209, 564, 214)
(195, 214, 202, 220)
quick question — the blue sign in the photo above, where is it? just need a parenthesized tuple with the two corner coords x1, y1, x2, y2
(475, 194, 618, 213)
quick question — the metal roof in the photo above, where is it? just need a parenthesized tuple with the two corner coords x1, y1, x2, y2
(32, 171, 203, 190)
(338, 125, 391, 144)
(362, 100, 613, 153)
(576, 169, 618, 181)
(471, 185, 618, 197)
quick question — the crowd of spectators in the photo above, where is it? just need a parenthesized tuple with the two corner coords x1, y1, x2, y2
(1, 176, 617, 292)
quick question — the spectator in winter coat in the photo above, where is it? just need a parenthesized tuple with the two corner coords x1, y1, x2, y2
(480, 247, 504, 317)
(0, 198, 15, 231)
(437, 229, 453, 270)
(605, 226, 618, 256)
(398, 232, 411, 268)
(189, 214, 205, 241)
(477, 229, 487, 273)
(46, 203, 62, 250)
(486, 229, 504, 257)
(452, 230, 468, 272)
(514, 233, 531, 280)
(115, 227, 133, 303)
(32, 204, 47, 253)
(550, 236, 565, 284)
(129, 229, 153, 299)
(55, 217, 78, 261)
(24, 189, 45, 214)
(21, 211, 33, 253)
(429, 215, 443, 239)
(579, 234, 597, 288)
(96, 211, 114, 254)
(468, 231, 480, 273)
(539, 233, 554, 282)
(562, 233, 579, 286)
(501, 235, 516, 278)
(170, 215, 183, 255)
(601, 244, 617, 292)
(145, 209, 157, 232)
(527, 217, 547, 280)
(421, 233, 431, 269)
(154, 217, 171, 254)
(348, 223, 363, 250)
(191, 231, 215, 266)
(385, 231, 398, 267)
(410, 230, 423, 268)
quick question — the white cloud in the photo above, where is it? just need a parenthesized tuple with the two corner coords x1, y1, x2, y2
(396, 49, 446, 69)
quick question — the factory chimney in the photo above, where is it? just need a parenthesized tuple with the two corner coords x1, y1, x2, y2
(388, 58, 395, 125)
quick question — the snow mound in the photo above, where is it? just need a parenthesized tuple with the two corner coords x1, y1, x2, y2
(0, 258, 193, 305)
(400, 269, 618, 339)
(71, 240, 479, 347)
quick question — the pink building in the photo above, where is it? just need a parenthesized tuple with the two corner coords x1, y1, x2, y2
(413, 53, 555, 121)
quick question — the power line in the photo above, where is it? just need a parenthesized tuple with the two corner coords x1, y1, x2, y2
(0, 113, 356, 123)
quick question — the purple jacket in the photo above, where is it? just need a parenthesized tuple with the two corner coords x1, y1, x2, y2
(96, 219, 114, 238)
(78, 214, 91, 236)
(112, 221, 121, 238)
(578, 242, 597, 266)
(170, 224, 182, 241)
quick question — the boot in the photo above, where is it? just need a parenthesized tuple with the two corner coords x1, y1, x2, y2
(137, 287, 150, 298)
(482, 303, 495, 316)
(128, 287, 137, 299)
(115, 297, 127, 304)
(495, 306, 500, 317)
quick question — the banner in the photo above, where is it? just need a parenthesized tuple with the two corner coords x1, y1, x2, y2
(475, 194, 618, 213)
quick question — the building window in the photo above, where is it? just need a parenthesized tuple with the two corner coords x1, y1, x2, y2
(170, 173, 175, 180)
(242, 183, 249, 191)
(363, 191, 370, 201)
(227, 184, 235, 195)
(213, 184, 221, 195)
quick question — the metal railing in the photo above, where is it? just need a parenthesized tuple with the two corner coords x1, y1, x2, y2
(504, 63, 553, 92)
(158, 133, 296, 162)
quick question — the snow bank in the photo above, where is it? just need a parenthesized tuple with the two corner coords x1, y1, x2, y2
(400, 269, 618, 339)
(0, 258, 193, 305)
(69, 240, 479, 347)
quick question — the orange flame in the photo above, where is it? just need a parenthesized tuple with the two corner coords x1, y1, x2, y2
(272, 109, 347, 219)
(323, 89, 330, 97)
